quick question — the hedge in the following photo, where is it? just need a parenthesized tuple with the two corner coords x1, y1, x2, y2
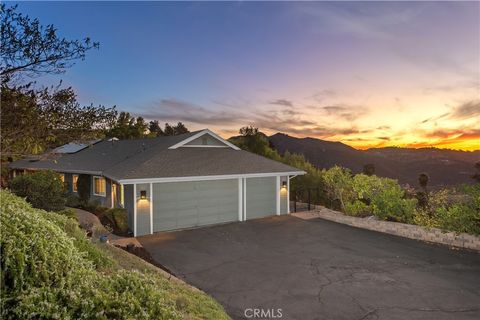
(0, 190, 228, 319)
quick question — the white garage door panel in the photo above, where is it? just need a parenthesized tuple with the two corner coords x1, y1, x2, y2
(153, 179, 238, 232)
(246, 176, 277, 219)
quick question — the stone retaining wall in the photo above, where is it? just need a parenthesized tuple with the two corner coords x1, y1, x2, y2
(292, 206, 480, 251)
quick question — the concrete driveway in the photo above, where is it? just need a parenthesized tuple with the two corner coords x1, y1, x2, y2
(138, 215, 480, 320)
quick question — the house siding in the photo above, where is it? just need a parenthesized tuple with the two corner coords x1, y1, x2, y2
(89, 176, 111, 207)
(135, 183, 151, 236)
(124, 184, 134, 230)
(184, 135, 226, 146)
(280, 176, 288, 214)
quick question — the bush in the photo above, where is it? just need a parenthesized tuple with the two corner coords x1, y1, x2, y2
(370, 184, 417, 223)
(56, 208, 78, 221)
(414, 185, 480, 235)
(65, 194, 82, 207)
(345, 200, 371, 217)
(322, 166, 355, 211)
(1, 190, 227, 319)
(102, 208, 130, 235)
(77, 174, 91, 203)
(10, 170, 66, 211)
(349, 174, 416, 223)
(81, 199, 104, 213)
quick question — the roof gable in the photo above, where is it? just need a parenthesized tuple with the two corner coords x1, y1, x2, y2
(168, 129, 240, 150)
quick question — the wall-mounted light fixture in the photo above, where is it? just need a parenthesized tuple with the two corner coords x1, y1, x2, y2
(140, 190, 147, 200)
(281, 181, 287, 189)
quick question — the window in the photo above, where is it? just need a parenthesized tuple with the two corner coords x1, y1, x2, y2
(72, 175, 79, 192)
(59, 174, 65, 183)
(93, 176, 106, 196)
(202, 136, 208, 145)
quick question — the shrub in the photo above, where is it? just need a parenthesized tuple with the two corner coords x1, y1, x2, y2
(1, 190, 224, 319)
(345, 200, 371, 217)
(323, 166, 355, 211)
(370, 185, 417, 223)
(56, 208, 78, 221)
(77, 174, 91, 203)
(414, 185, 480, 235)
(81, 199, 104, 213)
(350, 174, 416, 223)
(10, 170, 66, 211)
(65, 194, 82, 207)
(103, 208, 130, 234)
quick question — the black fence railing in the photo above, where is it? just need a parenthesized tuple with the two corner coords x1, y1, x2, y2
(290, 188, 323, 212)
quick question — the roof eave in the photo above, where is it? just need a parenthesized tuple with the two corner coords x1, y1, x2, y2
(116, 171, 306, 184)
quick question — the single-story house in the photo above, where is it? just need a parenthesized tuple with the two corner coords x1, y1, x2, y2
(9, 129, 305, 236)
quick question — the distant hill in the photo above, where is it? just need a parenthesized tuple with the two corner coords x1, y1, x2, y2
(268, 133, 480, 187)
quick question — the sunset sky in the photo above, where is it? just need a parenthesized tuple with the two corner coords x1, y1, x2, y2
(16, 1, 480, 151)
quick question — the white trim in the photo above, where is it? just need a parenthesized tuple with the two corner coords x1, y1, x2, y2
(238, 178, 243, 221)
(92, 176, 106, 197)
(287, 177, 290, 214)
(117, 171, 306, 184)
(110, 183, 114, 208)
(243, 178, 247, 221)
(168, 129, 240, 150)
(133, 184, 137, 237)
(149, 183, 153, 234)
(120, 184, 124, 208)
(276, 176, 280, 215)
(178, 145, 230, 148)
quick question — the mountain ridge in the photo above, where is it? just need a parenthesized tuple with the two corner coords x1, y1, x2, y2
(268, 132, 480, 187)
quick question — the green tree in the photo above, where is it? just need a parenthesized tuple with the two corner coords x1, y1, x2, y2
(173, 122, 189, 135)
(322, 166, 354, 212)
(10, 171, 66, 211)
(77, 174, 91, 204)
(1, 86, 117, 162)
(472, 161, 480, 183)
(133, 117, 148, 138)
(418, 173, 429, 192)
(362, 163, 375, 176)
(351, 174, 416, 222)
(164, 123, 175, 136)
(108, 112, 136, 139)
(148, 120, 163, 137)
(1, 4, 99, 85)
(1, 4, 113, 187)
(236, 126, 270, 155)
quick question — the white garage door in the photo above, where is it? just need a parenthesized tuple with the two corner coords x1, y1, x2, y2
(246, 176, 277, 219)
(152, 179, 239, 232)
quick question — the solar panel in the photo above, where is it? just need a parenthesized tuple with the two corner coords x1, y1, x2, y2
(53, 140, 101, 154)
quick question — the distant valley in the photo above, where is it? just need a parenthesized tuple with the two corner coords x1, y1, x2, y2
(268, 133, 480, 187)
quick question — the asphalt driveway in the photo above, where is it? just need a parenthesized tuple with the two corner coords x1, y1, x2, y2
(138, 215, 480, 320)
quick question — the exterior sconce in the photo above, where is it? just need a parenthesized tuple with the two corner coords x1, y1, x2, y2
(140, 190, 147, 200)
(281, 181, 287, 189)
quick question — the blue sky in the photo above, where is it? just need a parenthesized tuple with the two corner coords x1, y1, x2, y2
(11, 1, 480, 150)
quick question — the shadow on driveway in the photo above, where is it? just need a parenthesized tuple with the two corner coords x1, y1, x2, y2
(138, 215, 480, 320)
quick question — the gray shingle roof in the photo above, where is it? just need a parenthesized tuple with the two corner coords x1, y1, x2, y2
(10, 130, 304, 181)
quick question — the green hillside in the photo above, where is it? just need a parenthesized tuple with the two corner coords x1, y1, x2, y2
(0, 190, 229, 320)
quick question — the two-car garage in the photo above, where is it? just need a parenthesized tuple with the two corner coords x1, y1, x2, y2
(127, 175, 290, 236)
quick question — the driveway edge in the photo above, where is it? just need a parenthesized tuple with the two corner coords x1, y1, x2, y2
(293, 207, 480, 251)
